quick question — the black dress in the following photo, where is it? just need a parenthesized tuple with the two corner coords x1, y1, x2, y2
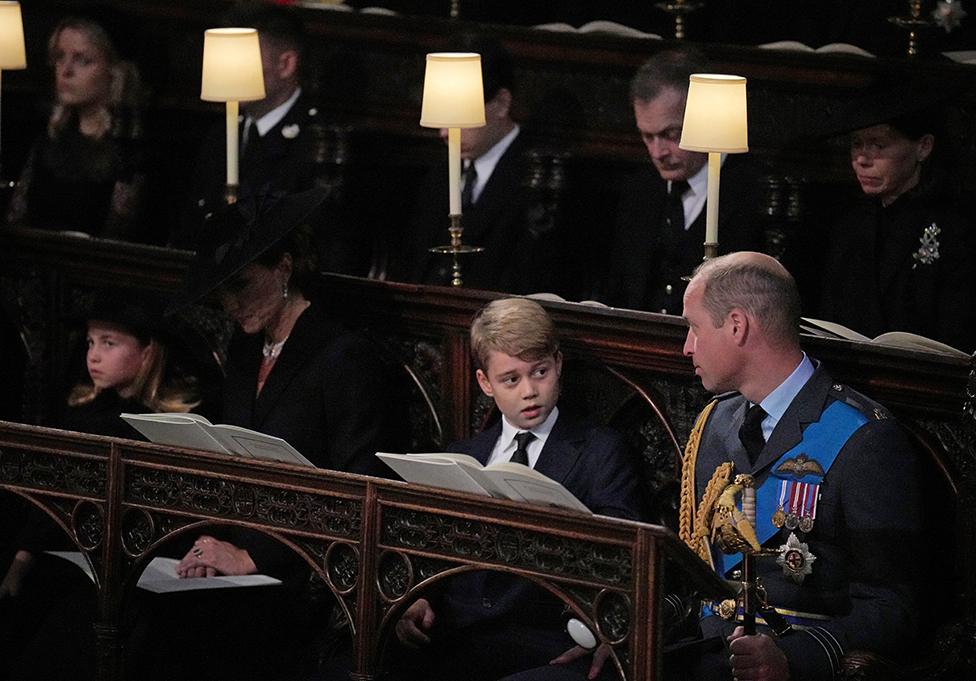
(819, 183, 976, 352)
(5, 115, 146, 242)
(0, 389, 149, 681)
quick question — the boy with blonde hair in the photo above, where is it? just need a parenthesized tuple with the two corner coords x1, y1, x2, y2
(393, 297, 642, 681)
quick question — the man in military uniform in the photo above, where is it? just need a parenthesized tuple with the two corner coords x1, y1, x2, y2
(512, 252, 921, 681)
(673, 251, 920, 680)
(600, 50, 766, 314)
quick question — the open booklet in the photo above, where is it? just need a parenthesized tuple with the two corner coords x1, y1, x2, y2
(46, 551, 281, 593)
(376, 452, 590, 514)
(800, 317, 969, 358)
(534, 20, 661, 39)
(758, 40, 874, 57)
(121, 413, 314, 467)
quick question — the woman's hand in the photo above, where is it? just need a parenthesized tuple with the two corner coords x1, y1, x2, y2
(0, 550, 35, 599)
(176, 535, 257, 578)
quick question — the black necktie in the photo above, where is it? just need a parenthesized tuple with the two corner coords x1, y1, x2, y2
(739, 404, 767, 465)
(665, 180, 689, 231)
(461, 161, 478, 210)
(510, 431, 534, 466)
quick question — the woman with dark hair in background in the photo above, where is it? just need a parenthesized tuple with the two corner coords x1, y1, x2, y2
(818, 110, 976, 352)
(4, 16, 147, 241)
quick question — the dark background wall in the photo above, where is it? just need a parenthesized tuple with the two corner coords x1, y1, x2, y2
(3, 0, 976, 305)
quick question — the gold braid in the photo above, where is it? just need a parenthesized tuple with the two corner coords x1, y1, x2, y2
(678, 400, 734, 565)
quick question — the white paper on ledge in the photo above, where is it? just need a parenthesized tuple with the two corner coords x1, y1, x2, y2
(46, 552, 281, 593)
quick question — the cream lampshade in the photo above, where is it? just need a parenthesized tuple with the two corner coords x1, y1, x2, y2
(0, 1, 26, 69)
(420, 53, 486, 130)
(679, 74, 749, 256)
(421, 53, 485, 217)
(0, 1, 25, 184)
(200, 28, 265, 201)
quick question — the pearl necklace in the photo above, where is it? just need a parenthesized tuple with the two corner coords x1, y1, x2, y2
(262, 335, 289, 359)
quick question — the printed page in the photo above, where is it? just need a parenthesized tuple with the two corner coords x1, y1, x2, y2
(120, 413, 230, 454)
(480, 463, 591, 513)
(799, 317, 872, 342)
(376, 453, 492, 497)
(871, 332, 968, 358)
(209, 425, 314, 467)
(135, 557, 282, 593)
(45, 552, 281, 592)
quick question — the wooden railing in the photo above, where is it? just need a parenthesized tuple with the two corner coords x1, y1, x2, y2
(0, 421, 730, 680)
(2, 228, 975, 679)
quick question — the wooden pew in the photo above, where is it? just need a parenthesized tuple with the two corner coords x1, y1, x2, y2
(1, 228, 974, 679)
(0, 421, 730, 680)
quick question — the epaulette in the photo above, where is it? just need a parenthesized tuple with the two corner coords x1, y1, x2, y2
(828, 382, 891, 421)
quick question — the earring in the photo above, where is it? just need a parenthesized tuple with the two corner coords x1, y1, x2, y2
(281, 281, 289, 300)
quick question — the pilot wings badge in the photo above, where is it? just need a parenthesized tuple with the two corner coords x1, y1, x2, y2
(775, 453, 824, 479)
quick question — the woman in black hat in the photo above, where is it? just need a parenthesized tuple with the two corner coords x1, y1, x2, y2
(4, 16, 147, 241)
(174, 189, 400, 576)
(818, 111, 976, 352)
(138, 189, 402, 681)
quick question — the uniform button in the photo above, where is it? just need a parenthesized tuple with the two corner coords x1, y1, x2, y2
(665, 284, 673, 294)
(660, 308, 668, 314)
(482, 598, 493, 608)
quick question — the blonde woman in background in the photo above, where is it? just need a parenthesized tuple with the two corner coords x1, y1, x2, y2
(5, 16, 147, 241)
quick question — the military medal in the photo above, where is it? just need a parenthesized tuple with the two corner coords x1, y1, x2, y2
(784, 481, 801, 529)
(798, 480, 819, 534)
(776, 532, 816, 584)
(772, 481, 787, 528)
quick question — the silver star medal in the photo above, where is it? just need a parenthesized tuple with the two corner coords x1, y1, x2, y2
(776, 532, 816, 584)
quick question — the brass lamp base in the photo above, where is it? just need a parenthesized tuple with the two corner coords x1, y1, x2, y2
(888, 1, 933, 56)
(655, 0, 704, 39)
(428, 214, 483, 287)
(224, 183, 239, 205)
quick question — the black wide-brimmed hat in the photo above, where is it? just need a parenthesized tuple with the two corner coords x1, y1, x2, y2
(172, 186, 329, 310)
(799, 73, 958, 143)
(74, 289, 168, 344)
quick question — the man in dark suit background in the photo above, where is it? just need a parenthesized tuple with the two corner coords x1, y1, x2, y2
(400, 38, 556, 293)
(391, 297, 642, 681)
(601, 50, 766, 314)
(177, 4, 363, 271)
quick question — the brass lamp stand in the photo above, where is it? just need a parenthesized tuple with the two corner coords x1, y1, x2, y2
(679, 74, 749, 262)
(0, 2, 26, 201)
(200, 28, 265, 206)
(419, 53, 486, 287)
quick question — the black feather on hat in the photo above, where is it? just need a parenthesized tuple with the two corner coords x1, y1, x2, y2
(172, 186, 329, 311)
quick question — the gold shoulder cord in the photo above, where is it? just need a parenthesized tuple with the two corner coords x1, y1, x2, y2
(678, 400, 733, 566)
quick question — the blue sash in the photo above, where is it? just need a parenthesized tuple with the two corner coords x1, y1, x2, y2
(718, 400, 868, 576)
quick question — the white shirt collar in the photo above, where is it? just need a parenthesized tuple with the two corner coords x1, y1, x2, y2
(251, 87, 302, 138)
(489, 404, 559, 468)
(756, 353, 815, 441)
(468, 125, 520, 204)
